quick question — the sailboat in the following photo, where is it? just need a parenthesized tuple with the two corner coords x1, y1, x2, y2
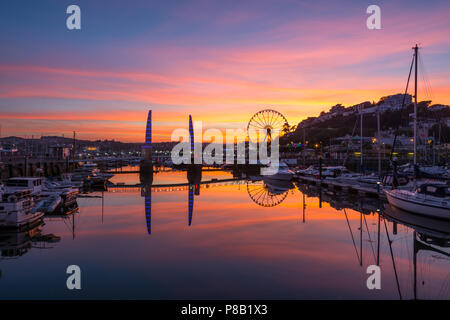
(385, 183, 450, 219)
(385, 45, 450, 219)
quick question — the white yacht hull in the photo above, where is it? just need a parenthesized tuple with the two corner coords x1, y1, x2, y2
(0, 211, 44, 229)
(385, 191, 450, 220)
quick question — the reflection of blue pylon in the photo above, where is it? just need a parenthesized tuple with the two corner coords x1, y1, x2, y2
(188, 183, 200, 226)
(188, 185, 194, 226)
(145, 190, 151, 235)
(143, 109, 152, 235)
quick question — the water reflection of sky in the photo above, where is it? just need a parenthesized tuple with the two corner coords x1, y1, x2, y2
(0, 171, 449, 299)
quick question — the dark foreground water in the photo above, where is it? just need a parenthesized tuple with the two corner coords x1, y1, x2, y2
(0, 170, 449, 299)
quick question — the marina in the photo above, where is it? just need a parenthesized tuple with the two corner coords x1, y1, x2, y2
(0, 92, 449, 299)
(0, 168, 449, 299)
(1, 0, 450, 304)
(0, 61, 449, 298)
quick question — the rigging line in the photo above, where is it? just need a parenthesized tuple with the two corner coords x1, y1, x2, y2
(420, 66, 432, 102)
(344, 208, 361, 264)
(404, 230, 414, 291)
(363, 215, 377, 263)
(418, 51, 445, 146)
(419, 52, 434, 101)
(343, 116, 359, 166)
(390, 54, 415, 162)
(62, 217, 74, 233)
(419, 60, 431, 102)
(417, 53, 428, 99)
(384, 219, 403, 300)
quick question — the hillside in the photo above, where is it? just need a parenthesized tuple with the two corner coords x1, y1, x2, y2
(285, 97, 450, 146)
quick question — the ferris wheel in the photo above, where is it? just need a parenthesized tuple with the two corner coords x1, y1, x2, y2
(247, 109, 288, 143)
(246, 180, 289, 207)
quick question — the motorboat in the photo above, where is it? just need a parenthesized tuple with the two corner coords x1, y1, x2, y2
(385, 183, 450, 220)
(5, 177, 43, 196)
(41, 180, 78, 214)
(295, 165, 319, 177)
(50, 173, 80, 190)
(71, 163, 111, 190)
(262, 162, 294, 181)
(357, 173, 380, 185)
(398, 163, 450, 180)
(321, 166, 350, 178)
(332, 172, 363, 184)
(0, 189, 44, 229)
(4, 177, 78, 214)
(33, 194, 62, 214)
(419, 166, 450, 179)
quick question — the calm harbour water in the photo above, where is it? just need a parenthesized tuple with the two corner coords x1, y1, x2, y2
(0, 170, 449, 299)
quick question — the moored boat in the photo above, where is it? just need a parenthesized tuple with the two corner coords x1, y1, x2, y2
(0, 189, 44, 229)
(385, 183, 450, 220)
(263, 162, 294, 181)
(5, 177, 43, 196)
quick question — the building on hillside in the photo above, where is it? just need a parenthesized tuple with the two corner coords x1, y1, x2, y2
(379, 93, 412, 107)
(48, 145, 72, 160)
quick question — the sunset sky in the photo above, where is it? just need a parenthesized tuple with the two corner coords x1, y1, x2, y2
(1, 0, 449, 142)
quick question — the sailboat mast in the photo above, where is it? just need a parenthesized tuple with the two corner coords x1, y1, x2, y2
(413, 45, 418, 169)
(360, 105, 363, 170)
(377, 106, 381, 177)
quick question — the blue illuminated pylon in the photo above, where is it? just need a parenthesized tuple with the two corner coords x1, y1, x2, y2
(189, 115, 194, 158)
(142, 110, 152, 160)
